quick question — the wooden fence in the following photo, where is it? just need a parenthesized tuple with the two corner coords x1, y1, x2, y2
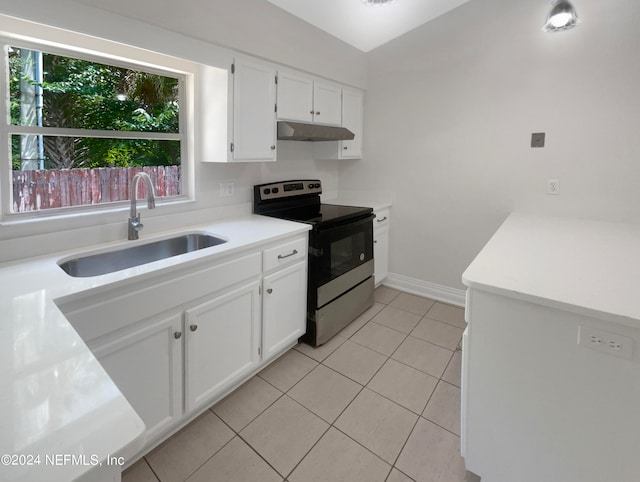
(12, 166, 181, 213)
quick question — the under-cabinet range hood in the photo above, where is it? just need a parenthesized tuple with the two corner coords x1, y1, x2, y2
(277, 121, 355, 142)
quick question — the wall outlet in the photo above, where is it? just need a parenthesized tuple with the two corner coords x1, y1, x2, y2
(219, 182, 234, 197)
(547, 179, 560, 195)
(578, 325, 633, 360)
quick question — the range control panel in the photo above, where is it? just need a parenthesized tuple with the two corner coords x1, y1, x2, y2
(255, 180, 322, 202)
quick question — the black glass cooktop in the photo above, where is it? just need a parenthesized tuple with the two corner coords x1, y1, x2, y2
(266, 203, 372, 228)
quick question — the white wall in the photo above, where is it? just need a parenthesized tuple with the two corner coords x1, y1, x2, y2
(339, 0, 640, 290)
(0, 0, 364, 260)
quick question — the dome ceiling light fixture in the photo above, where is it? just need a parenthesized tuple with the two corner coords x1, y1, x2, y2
(542, 0, 581, 32)
(361, 0, 395, 6)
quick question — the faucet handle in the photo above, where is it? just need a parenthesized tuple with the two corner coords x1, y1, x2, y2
(131, 214, 144, 231)
(127, 214, 144, 240)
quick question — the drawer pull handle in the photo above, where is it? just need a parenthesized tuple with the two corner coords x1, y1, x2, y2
(267, 288, 273, 294)
(277, 249, 298, 260)
(376, 216, 388, 223)
(190, 324, 198, 332)
(174, 331, 182, 339)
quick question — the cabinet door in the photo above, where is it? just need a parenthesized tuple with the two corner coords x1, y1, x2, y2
(263, 261, 307, 360)
(340, 88, 363, 159)
(232, 57, 277, 161)
(313, 80, 342, 126)
(184, 281, 261, 412)
(460, 325, 469, 458)
(373, 209, 390, 285)
(91, 314, 183, 443)
(277, 70, 314, 123)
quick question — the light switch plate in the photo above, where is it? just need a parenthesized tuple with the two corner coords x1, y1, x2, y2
(531, 132, 545, 148)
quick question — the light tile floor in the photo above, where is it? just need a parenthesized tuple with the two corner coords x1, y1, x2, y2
(123, 286, 474, 482)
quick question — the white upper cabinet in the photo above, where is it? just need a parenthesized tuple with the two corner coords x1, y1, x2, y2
(204, 55, 363, 163)
(312, 80, 342, 126)
(277, 70, 342, 126)
(276, 70, 314, 123)
(339, 88, 364, 158)
(314, 87, 364, 160)
(231, 56, 277, 161)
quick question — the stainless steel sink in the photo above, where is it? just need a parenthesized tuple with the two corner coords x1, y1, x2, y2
(59, 233, 227, 277)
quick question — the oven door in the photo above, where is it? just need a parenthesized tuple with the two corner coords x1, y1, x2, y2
(310, 214, 374, 306)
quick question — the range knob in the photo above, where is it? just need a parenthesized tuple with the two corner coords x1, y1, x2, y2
(272, 187, 279, 194)
(264, 188, 271, 195)
(308, 183, 314, 189)
(314, 183, 321, 188)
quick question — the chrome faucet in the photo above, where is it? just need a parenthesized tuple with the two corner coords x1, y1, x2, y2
(128, 172, 156, 240)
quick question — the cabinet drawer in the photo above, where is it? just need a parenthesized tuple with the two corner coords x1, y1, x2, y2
(263, 237, 307, 272)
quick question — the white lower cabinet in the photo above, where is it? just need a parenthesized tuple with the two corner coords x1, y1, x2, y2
(66, 232, 309, 466)
(373, 208, 390, 285)
(462, 289, 640, 482)
(262, 260, 307, 360)
(184, 280, 261, 412)
(91, 313, 183, 443)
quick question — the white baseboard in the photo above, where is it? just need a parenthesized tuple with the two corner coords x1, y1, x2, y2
(382, 272, 466, 307)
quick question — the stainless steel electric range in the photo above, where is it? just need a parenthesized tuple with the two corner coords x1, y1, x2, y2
(254, 180, 374, 346)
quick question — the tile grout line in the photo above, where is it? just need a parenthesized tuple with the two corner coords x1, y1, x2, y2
(293, 376, 396, 479)
(421, 313, 467, 331)
(301, 309, 425, 477)
(140, 456, 161, 482)
(287, 288, 461, 478)
(373, 296, 466, 350)
(278, 309, 412, 479)
(387, 358, 446, 474)
(187, 436, 235, 481)
(376, 289, 465, 474)
(384, 465, 417, 482)
(420, 378, 463, 437)
(235, 425, 295, 480)
(222, 378, 287, 427)
(194, 391, 289, 481)
(348, 325, 409, 358)
(279, 357, 372, 479)
(214, 391, 312, 480)
(419, 413, 462, 439)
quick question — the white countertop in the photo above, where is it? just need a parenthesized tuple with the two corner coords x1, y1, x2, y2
(462, 213, 640, 328)
(0, 214, 310, 481)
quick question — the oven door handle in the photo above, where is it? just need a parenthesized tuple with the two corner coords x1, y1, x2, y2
(319, 213, 375, 235)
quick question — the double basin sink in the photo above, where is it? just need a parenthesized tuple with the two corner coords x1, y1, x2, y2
(59, 233, 227, 277)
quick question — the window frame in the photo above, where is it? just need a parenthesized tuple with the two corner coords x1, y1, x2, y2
(0, 33, 193, 221)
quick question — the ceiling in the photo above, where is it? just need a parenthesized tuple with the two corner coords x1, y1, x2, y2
(266, 0, 472, 52)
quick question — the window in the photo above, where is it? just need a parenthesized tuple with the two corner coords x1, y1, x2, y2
(3, 41, 186, 214)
